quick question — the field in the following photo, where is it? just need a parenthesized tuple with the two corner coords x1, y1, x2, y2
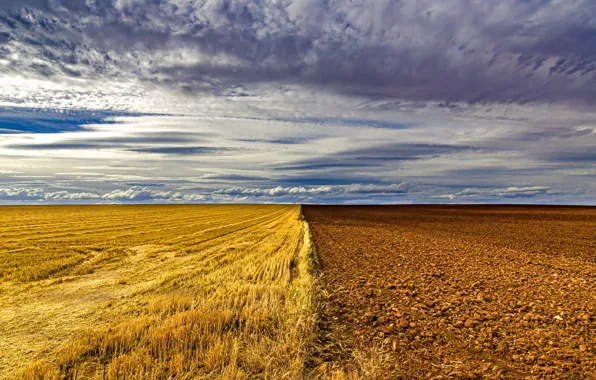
(303, 205, 596, 379)
(0, 205, 315, 379)
(2, 204, 595, 379)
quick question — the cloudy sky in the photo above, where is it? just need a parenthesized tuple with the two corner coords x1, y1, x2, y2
(0, 0, 595, 204)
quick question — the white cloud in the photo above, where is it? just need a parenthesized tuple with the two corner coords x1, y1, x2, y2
(213, 183, 411, 198)
(440, 186, 554, 200)
(0, 188, 44, 200)
(100, 187, 208, 202)
(45, 191, 101, 200)
(0, 183, 411, 203)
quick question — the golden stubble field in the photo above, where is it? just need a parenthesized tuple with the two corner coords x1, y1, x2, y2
(0, 205, 315, 379)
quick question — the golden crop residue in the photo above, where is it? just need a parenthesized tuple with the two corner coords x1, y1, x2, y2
(0, 205, 315, 379)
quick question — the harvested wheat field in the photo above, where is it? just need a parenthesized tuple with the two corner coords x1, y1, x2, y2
(303, 205, 596, 379)
(0, 205, 315, 379)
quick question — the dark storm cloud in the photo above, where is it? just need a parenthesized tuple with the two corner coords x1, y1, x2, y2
(3, 0, 596, 104)
(0, 0, 84, 12)
(542, 149, 596, 163)
(274, 143, 476, 171)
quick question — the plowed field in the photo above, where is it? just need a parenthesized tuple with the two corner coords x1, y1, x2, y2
(303, 205, 596, 379)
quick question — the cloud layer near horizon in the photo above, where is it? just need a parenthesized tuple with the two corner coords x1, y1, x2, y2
(0, 1, 595, 204)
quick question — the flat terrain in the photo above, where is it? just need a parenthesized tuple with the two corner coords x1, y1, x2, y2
(304, 205, 596, 379)
(0, 205, 314, 379)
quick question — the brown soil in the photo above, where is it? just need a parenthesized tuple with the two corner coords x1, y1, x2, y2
(303, 205, 596, 379)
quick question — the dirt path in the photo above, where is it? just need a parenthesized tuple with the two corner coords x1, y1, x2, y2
(304, 205, 596, 379)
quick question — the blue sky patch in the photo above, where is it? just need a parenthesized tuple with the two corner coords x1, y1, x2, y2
(0, 107, 154, 134)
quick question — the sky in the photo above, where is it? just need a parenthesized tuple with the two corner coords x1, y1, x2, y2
(0, 0, 595, 204)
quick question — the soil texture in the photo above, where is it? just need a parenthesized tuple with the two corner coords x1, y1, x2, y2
(304, 205, 596, 379)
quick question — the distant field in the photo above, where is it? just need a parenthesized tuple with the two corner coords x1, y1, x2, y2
(0, 205, 314, 379)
